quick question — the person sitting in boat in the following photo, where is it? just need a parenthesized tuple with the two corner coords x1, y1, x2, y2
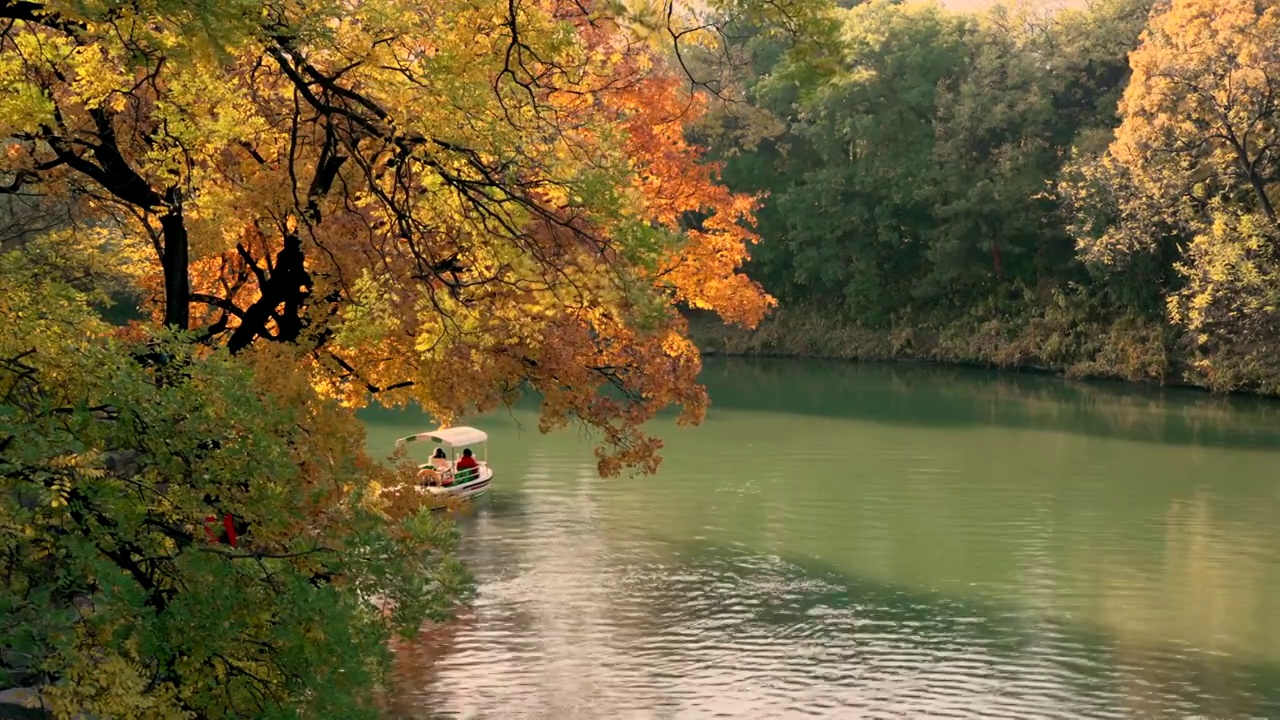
(431, 447, 451, 472)
(455, 448, 479, 483)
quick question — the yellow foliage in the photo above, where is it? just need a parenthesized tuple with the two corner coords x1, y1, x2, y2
(1063, 0, 1280, 390)
(1, 0, 776, 474)
(45, 649, 192, 720)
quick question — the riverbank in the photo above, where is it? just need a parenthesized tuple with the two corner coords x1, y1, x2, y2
(685, 305, 1260, 395)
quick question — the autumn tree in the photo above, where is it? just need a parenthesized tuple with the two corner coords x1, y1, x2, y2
(0, 0, 815, 714)
(0, 0, 783, 474)
(1065, 0, 1280, 389)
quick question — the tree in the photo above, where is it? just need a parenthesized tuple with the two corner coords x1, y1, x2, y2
(0, 0, 814, 714)
(695, 0, 1165, 334)
(752, 0, 973, 324)
(0, 0, 780, 475)
(924, 5, 1059, 306)
(0, 257, 470, 718)
(1066, 0, 1280, 389)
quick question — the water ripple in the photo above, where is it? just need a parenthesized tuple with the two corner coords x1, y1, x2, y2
(380, 380, 1280, 720)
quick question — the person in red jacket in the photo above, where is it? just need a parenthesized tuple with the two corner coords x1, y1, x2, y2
(455, 448, 479, 483)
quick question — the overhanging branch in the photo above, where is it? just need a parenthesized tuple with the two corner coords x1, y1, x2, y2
(0, 0, 87, 34)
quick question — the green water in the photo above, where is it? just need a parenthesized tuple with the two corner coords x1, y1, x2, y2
(367, 358, 1280, 719)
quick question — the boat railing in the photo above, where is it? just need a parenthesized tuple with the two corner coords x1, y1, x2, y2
(416, 462, 487, 487)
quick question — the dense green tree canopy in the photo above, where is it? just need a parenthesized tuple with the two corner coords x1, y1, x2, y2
(706, 0, 1154, 326)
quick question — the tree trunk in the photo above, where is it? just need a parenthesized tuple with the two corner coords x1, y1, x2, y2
(1246, 168, 1278, 230)
(159, 191, 189, 331)
(1230, 139, 1278, 230)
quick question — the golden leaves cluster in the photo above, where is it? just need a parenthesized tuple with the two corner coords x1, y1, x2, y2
(3, 0, 775, 474)
(1061, 0, 1280, 390)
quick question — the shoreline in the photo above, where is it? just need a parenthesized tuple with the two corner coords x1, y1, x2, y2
(684, 307, 1280, 402)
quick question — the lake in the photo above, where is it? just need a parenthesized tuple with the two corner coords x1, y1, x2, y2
(364, 357, 1280, 719)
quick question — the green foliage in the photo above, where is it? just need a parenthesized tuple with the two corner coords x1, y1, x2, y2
(708, 0, 1156, 327)
(0, 256, 468, 718)
(692, 0, 1232, 387)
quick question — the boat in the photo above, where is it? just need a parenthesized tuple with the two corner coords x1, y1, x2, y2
(395, 425, 494, 500)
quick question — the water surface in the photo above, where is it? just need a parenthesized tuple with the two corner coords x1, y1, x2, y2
(367, 358, 1280, 719)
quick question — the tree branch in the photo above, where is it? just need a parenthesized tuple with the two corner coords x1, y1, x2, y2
(0, 0, 86, 34)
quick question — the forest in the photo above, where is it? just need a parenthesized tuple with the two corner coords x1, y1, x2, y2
(693, 0, 1280, 395)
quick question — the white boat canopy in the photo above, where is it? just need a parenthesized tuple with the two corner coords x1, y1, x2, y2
(397, 426, 488, 449)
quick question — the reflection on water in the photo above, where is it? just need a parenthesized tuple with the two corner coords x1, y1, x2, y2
(697, 358, 1280, 451)
(366, 358, 1280, 719)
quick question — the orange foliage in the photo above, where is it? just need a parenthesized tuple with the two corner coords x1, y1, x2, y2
(2, 0, 774, 475)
